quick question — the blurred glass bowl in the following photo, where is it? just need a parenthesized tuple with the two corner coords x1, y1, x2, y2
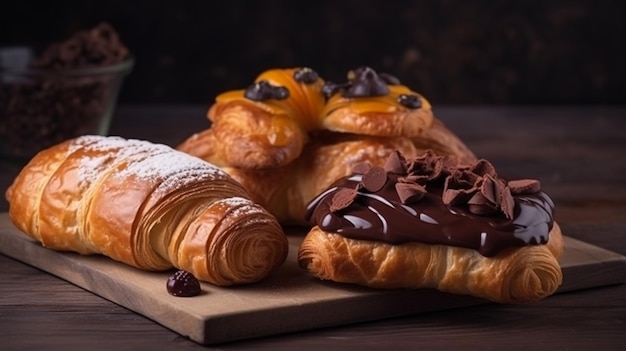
(0, 46, 133, 163)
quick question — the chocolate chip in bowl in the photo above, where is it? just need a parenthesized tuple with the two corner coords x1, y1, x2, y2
(0, 22, 134, 164)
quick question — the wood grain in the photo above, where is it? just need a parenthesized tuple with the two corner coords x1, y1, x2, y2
(1, 213, 624, 345)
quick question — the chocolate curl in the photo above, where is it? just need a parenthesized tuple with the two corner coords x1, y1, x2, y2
(442, 167, 517, 219)
(471, 159, 498, 177)
(450, 169, 481, 189)
(508, 179, 541, 194)
(407, 150, 444, 180)
(500, 187, 515, 219)
(396, 182, 427, 204)
(398, 174, 428, 185)
(479, 175, 516, 219)
(440, 155, 461, 175)
(384, 150, 407, 174)
(480, 175, 501, 204)
(442, 173, 478, 206)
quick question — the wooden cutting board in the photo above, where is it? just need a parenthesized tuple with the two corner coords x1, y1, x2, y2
(1, 212, 625, 345)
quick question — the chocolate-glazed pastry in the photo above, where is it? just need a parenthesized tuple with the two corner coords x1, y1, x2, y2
(299, 150, 564, 304)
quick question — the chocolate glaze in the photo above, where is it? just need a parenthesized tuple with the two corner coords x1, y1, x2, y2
(306, 172, 555, 257)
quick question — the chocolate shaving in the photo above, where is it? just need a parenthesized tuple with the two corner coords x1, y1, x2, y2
(396, 182, 426, 204)
(447, 170, 479, 190)
(361, 166, 387, 192)
(330, 187, 358, 212)
(384, 150, 407, 174)
(442, 186, 476, 206)
(440, 157, 518, 219)
(468, 192, 490, 206)
(442, 171, 478, 205)
(398, 175, 428, 185)
(406, 150, 444, 180)
(343, 149, 534, 220)
(508, 179, 541, 194)
(500, 186, 516, 219)
(409, 158, 443, 180)
(471, 159, 497, 177)
(480, 175, 500, 204)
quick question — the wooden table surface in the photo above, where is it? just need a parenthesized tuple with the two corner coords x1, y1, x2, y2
(1, 105, 625, 350)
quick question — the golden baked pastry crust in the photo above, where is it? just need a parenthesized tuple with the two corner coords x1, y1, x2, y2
(178, 67, 476, 224)
(222, 132, 423, 225)
(5, 135, 288, 286)
(322, 84, 434, 137)
(178, 67, 470, 171)
(298, 223, 563, 304)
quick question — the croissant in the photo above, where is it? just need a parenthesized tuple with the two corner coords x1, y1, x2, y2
(178, 66, 464, 170)
(192, 67, 324, 169)
(298, 150, 564, 303)
(5, 135, 288, 286)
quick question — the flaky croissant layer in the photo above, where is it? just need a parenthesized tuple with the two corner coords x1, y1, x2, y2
(5, 135, 288, 286)
(298, 224, 563, 304)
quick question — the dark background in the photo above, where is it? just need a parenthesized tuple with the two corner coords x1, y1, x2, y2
(1, 0, 624, 106)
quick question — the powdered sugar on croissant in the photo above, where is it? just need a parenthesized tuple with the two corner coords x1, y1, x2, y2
(5, 135, 288, 286)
